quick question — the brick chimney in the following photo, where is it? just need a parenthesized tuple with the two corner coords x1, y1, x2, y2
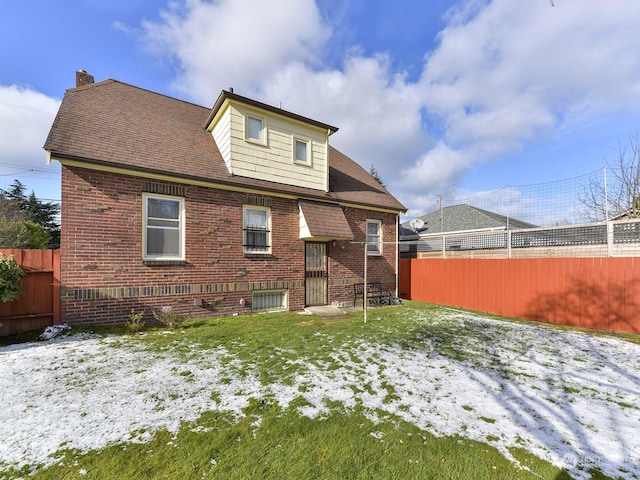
(76, 69, 94, 87)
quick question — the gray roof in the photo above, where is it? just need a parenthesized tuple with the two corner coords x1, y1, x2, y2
(401, 204, 537, 238)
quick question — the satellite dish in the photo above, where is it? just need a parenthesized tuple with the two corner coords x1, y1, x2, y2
(409, 218, 425, 230)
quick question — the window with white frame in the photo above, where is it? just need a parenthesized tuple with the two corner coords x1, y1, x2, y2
(366, 219, 382, 256)
(143, 194, 184, 260)
(293, 138, 311, 165)
(243, 205, 271, 254)
(246, 115, 265, 143)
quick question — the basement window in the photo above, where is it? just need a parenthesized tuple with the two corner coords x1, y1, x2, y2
(252, 290, 288, 313)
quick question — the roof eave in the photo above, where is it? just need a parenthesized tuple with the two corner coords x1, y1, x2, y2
(203, 90, 339, 134)
(48, 153, 405, 213)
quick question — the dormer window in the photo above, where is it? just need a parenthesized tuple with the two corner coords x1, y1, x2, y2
(246, 115, 265, 143)
(206, 90, 337, 191)
(294, 138, 311, 165)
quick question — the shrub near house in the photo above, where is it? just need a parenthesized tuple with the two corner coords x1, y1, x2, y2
(44, 71, 405, 326)
(0, 253, 24, 304)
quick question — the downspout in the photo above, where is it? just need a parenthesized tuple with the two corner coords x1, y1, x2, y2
(395, 213, 399, 298)
(325, 129, 331, 192)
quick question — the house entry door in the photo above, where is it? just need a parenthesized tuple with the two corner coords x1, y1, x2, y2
(305, 242, 327, 306)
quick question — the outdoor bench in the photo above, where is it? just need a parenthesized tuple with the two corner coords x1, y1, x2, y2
(353, 282, 389, 307)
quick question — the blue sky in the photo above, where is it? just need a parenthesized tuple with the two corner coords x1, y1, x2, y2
(1, 0, 639, 218)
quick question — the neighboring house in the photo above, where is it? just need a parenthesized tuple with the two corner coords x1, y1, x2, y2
(611, 199, 640, 245)
(611, 198, 640, 220)
(400, 204, 537, 256)
(44, 70, 406, 325)
(401, 204, 537, 237)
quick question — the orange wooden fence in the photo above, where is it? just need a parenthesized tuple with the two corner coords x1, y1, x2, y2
(0, 249, 60, 336)
(399, 257, 640, 333)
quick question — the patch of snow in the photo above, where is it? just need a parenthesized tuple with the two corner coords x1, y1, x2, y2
(1, 313, 639, 479)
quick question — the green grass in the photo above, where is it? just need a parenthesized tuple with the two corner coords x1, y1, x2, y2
(7, 404, 573, 480)
(2, 301, 630, 480)
(480, 416, 497, 424)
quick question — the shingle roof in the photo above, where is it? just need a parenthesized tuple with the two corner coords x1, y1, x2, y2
(299, 200, 354, 240)
(400, 204, 537, 237)
(44, 79, 405, 213)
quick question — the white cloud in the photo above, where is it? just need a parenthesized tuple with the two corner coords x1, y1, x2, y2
(258, 55, 429, 192)
(401, 142, 470, 195)
(141, 0, 429, 195)
(415, 0, 640, 197)
(0, 84, 60, 171)
(139, 0, 640, 216)
(141, 0, 330, 101)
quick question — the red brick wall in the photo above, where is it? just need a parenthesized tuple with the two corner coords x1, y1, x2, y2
(61, 166, 398, 325)
(328, 208, 398, 306)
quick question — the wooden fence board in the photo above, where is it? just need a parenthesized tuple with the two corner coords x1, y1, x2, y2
(0, 249, 60, 336)
(399, 256, 640, 334)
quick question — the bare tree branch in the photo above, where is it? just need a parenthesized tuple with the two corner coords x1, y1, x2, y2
(579, 133, 640, 221)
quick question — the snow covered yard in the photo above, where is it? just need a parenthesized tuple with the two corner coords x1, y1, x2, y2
(1, 308, 639, 479)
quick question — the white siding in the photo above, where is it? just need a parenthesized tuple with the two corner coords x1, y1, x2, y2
(226, 103, 329, 191)
(211, 107, 232, 173)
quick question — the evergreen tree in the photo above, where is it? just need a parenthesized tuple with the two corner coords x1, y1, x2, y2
(0, 180, 60, 249)
(369, 164, 387, 189)
(3, 180, 29, 211)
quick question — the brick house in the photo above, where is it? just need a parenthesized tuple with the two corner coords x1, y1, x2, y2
(44, 71, 406, 325)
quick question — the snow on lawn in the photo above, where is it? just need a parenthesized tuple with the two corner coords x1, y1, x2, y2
(1, 312, 640, 479)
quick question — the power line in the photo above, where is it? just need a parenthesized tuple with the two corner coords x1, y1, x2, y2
(0, 101, 58, 116)
(0, 162, 60, 173)
(0, 169, 35, 177)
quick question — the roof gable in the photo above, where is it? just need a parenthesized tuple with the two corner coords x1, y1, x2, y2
(44, 79, 405, 213)
(205, 93, 333, 192)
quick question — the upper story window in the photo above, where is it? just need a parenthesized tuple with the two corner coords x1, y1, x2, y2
(244, 205, 271, 254)
(366, 219, 382, 256)
(294, 138, 311, 165)
(246, 115, 266, 144)
(143, 194, 185, 260)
